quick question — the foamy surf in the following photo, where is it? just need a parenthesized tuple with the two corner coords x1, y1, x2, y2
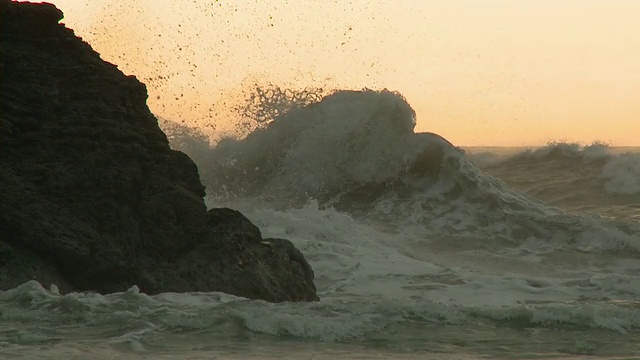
(3, 89, 639, 359)
(1, 278, 639, 359)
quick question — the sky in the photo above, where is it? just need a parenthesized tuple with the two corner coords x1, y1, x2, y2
(51, 0, 640, 146)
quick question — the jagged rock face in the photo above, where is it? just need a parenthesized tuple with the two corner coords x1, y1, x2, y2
(0, 0, 318, 302)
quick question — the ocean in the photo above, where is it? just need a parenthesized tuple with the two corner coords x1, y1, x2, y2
(1, 90, 639, 359)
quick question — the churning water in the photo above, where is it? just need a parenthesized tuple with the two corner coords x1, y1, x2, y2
(2, 90, 639, 359)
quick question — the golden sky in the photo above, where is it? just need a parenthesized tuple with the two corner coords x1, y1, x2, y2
(52, 0, 640, 146)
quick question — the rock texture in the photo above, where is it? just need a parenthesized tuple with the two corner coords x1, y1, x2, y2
(0, 0, 318, 302)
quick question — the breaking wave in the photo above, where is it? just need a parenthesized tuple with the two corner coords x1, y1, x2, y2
(164, 89, 640, 255)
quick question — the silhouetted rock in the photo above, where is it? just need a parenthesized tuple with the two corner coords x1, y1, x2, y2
(0, 0, 318, 302)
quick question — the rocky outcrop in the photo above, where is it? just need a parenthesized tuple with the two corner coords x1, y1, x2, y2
(0, 0, 318, 302)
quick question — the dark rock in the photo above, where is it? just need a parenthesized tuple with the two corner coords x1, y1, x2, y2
(152, 210, 318, 302)
(0, 242, 74, 293)
(0, 0, 318, 302)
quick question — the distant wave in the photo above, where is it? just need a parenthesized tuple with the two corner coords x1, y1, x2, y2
(508, 141, 611, 161)
(468, 143, 640, 213)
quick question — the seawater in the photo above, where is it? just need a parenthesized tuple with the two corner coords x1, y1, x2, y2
(2, 90, 639, 359)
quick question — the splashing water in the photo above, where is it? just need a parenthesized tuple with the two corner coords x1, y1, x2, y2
(4, 88, 640, 359)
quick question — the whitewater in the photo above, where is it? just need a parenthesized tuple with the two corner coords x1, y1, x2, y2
(1, 89, 639, 359)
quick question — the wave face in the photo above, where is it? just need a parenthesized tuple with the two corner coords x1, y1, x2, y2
(199, 90, 640, 355)
(4, 89, 640, 358)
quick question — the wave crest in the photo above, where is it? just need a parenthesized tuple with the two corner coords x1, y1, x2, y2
(208, 89, 462, 203)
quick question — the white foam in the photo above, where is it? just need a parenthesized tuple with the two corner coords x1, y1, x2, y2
(601, 152, 640, 195)
(207, 197, 640, 312)
(208, 198, 446, 298)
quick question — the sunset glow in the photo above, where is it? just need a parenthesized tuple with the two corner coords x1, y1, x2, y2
(52, 0, 640, 146)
